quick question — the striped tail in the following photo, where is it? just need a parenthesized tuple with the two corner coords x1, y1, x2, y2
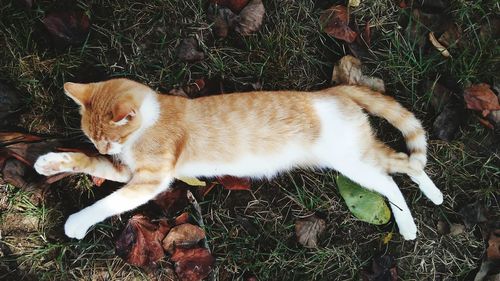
(336, 86, 427, 171)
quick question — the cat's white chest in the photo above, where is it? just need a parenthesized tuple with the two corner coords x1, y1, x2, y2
(119, 144, 136, 171)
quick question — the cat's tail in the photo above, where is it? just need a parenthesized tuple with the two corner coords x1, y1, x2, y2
(336, 86, 427, 171)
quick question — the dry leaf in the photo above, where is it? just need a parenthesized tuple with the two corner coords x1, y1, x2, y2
(42, 11, 90, 48)
(171, 248, 215, 281)
(162, 223, 206, 254)
(459, 201, 488, 228)
(464, 83, 500, 117)
(153, 186, 190, 216)
(429, 32, 450, 57)
(176, 38, 205, 63)
(115, 215, 170, 268)
(320, 5, 358, 43)
(437, 220, 450, 235)
(362, 255, 398, 281)
(487, 229, 500, 261)
(348, 0, 361, 7)
(177, 177, 206, 187)
(449, 223, 465, 236)
(382, 232, 393, 244)
(295, 214, 326, 248)
(174, 212, 191, 226)
(332, 55, 385, 92)
(438, 24, 462, 47)
(0, 83, 22, 123)
(212, 7, 238, 38)
(235, 0, 265, 36)
(217, 175, 251, 190)
(210, 0, 249, 13)
(432, 103, 465, 141)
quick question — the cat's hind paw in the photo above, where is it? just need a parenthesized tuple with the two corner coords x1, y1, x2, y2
(398, 220, 417, 240)
(34, 152, 75, 176)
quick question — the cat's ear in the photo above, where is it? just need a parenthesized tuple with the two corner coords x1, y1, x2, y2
(64, 82, 91, 107)
(111, 102, 136, 126)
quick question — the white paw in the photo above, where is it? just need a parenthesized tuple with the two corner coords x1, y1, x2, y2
(64, 212, 91, 239)
(34, 152, 74, 176)
(427, 189, 444, 205)
(398, 220, 418, 240)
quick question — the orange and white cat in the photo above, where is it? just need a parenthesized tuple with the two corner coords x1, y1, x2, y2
(34, 78, 443, 240)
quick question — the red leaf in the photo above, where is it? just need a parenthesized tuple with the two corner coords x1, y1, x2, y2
(42, 11, 90, 47)
(171, 248, 215, 281)
(115, 215, 170, 268)
(91, 176, 105, 187)
(487, 229, 500, 261)
(210, 0, 249, 13)
(464, 83, 500, 117)
(175, 212, 191, 226)
(319, 5, 358, 43)
(217, 175, 251, 190)
(153, 186, 190, 216)
(0, 132, 43, 145)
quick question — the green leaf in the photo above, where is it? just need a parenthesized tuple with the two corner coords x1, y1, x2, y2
(336, 174, 391, 225)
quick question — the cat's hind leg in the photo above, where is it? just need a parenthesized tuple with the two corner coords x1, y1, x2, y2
(370, 142, 443, 205)
(34, 152, 131, 183)
(327, 159, 418, 240)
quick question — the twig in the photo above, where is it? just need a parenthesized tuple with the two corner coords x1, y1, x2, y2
(186, 190, 210, 252)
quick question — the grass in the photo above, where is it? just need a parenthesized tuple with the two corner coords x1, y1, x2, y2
(1, 0, 499, 280)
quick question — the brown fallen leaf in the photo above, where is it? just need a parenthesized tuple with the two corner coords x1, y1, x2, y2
(362, 255, 398, 281)
(295, 214, 326, 248)
(332, 55, 385, 92)
(320, 5, 358, 43)
(217, 175, 251, 191)
(171, 247, 215, 281)
(437, 220, 450, 235)
(176, 38, 205, 63)
(480, 17, 500, 40)
(429, 32, 451, 57)
(154, 186, 190, 216)
(432, 103, 465, 141)
(175, 212, 191, 226)
(0, 83, 23, 124)
(234, 0, 265, 36)
(211, 7, 238, 38)
(115, 215, 170, 268)
(459, 201, 488, 228)
(464, 83, 500, 117)
(162, 223, 206, 254)
(210, 0, 249, 13)
(487, 228, 500, 261)
(438, 24, 462, 47)
(42, 11, 90, 48)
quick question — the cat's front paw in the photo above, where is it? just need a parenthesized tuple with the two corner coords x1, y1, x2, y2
(34, 152, 75, 176)
(64, 212, 91, 239)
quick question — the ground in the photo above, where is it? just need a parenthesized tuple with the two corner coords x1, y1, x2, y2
(0, 0, 499, 280)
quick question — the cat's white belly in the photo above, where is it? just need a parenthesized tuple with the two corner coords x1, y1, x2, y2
(175, 99, 364, 179)
(175, 143, 319, 179)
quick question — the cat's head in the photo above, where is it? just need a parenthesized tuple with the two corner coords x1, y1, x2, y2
(64, 78, 156, 155)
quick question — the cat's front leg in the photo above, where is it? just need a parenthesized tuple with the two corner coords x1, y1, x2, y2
(34, 152, 131, 183)
(64, 168, 173, 239)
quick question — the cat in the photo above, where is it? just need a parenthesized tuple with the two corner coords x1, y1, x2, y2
(34, 78, 443, 240)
